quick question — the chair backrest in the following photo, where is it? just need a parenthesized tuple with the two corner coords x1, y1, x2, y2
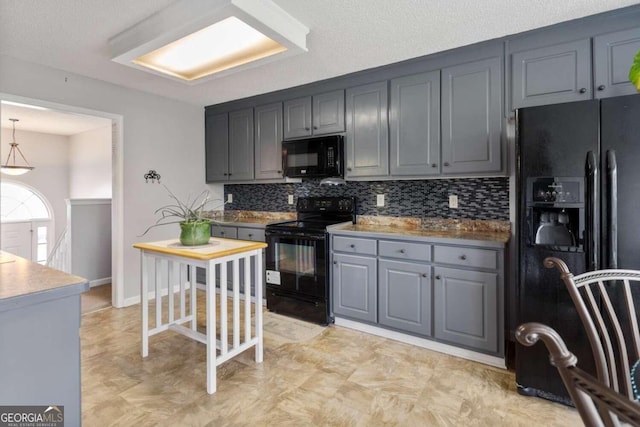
(545, 257, 640, 400)
(517, 322, 640, 427)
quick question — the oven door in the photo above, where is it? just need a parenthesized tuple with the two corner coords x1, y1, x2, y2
(265, 229, 327, 298)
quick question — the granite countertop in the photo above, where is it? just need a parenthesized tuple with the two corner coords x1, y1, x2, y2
(0, 251, 89, 302)
(203, 210, 295, 227)
(329, 216, 511, 244)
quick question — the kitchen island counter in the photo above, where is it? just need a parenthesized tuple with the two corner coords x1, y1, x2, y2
(0, 251, 88, 427)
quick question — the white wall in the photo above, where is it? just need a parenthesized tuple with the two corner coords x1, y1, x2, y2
(69, 125, 112, 198)
(0, 127, 69, 242)
(0, 55, 224, 304)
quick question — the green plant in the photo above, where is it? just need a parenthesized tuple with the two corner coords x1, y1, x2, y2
(140, 185, 223, 236)
(630, 49, 640, 92)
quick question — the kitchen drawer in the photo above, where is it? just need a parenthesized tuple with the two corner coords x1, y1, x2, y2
(333, 236, 377, 256)
(379, 240, 431, 262)
(433, 246, 498, 270)
(237, 227, 265, 242)
(211, 225, 238, 239)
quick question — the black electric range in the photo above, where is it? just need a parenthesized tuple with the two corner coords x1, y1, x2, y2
(264, 196, 355, 325)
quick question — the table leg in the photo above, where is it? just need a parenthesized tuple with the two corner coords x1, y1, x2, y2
(141, 252, 149, 357)
(206, 259, 217, 394)
(190, 264, 197, 331)
(255, 251, 263, 363)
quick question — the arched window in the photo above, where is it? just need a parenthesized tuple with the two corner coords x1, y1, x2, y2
(1, 181, 53, 264)
(1, 181, 51, 220)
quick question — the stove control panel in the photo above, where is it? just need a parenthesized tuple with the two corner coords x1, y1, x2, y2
(297, 197, 355, 213)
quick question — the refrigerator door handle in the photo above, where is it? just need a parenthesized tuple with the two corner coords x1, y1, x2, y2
(586, 151, 598, 271)
(606, 150, 618, 269)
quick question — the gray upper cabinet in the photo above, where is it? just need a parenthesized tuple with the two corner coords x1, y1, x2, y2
(511, 39, 592, 109)
(283, 97, 312, 139)
(378, 259, 432, 336)
(433, 266, 498, 352)
(254, 102, 284, 180)
(284, 90, 345, 139)
(594, 27, 640, 99)
(205, 111, 229, 182)
(441, 57, 502, 174)
(345, 81, 389, 177)
(313, 90, 345, 135)
(228, 108, 254, 181)
(390, 71, 441, 176)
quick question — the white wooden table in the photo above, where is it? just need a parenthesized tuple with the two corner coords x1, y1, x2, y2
(133, 238, 267, 394)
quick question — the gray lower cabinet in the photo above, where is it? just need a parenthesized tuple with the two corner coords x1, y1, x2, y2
(332, 253, 377, 322)
(254, 102, 284, 180)
(331, 232, 504, 356)
(511, 39, 592, 109)
(197, 224, 265, 297)
(441, 56, 502, 174)
(378, 259, 432, 336)
(594, 27, 640, 99)
(389, 71, 441, 176)
(345, 81, 389, 177)
(433, 266, 498, 352)
(228, 108, 254, 181)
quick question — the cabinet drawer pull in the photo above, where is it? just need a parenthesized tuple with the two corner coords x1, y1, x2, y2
(579, 88, 587, 94)
(435, 275, 441, 280)
(220, 232, 225, 235)
(349, 244, 355, 248)
(597, 85, 605, 91)
(459, 254, 467, 260)
(248, 233, 253, 238)
(399, 249, 405, 254)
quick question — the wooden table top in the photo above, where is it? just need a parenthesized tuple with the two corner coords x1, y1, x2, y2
(133, 238, 267, 261)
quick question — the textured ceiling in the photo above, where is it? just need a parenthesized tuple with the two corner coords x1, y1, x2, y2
(0, 0, 638, 108)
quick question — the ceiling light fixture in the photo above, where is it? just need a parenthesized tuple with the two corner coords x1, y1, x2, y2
(109, 0, 308, 84)
(1, 119, 34, 176)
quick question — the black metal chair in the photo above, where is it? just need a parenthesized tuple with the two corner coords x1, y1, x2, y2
(516, 322, 640, 427)
(544, 257, 640, 401)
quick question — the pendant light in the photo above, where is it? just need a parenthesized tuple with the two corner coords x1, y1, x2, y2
(1, 118, 34, 176)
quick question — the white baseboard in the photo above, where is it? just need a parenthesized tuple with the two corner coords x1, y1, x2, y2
(334, 317, 506, 369)
(90, 277, 111, 288)
(121, 284, 267, 308)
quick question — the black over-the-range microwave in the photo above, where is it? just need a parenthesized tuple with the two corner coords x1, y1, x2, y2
(282, 135, 343, 178)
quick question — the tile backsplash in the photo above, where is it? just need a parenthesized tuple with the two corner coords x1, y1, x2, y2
(223, 178, 509, 221)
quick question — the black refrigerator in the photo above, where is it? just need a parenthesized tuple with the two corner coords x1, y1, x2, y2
(515, 94, 640, 404)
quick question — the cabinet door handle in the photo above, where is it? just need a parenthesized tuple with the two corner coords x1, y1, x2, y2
(435, 275, 441, 280)
(597, 85, 605, 91)
(333, 260, 337, 265)
(277, 170, 282, 174)
(459, 254, 467, 260)
(431, 163, 437, 168)
(399, 249, 405, 254)
(305, 127, 310, 131)
(579, 88, 587, 94)
(347, 167, 352, 172)
(421, 273, 428, 278)
(443, 162, 450, 167)
(223, 173, 228, 176)
(313, 126, 318, 130)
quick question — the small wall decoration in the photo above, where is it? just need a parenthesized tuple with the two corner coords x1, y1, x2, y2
(144, 170, 161, 183)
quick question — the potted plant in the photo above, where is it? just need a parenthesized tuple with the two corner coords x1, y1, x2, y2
(630, 49, 640, 92)
(141, 185, 224, 246)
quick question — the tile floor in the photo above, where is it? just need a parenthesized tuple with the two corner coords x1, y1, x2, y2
(80, 291, 581, 426)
